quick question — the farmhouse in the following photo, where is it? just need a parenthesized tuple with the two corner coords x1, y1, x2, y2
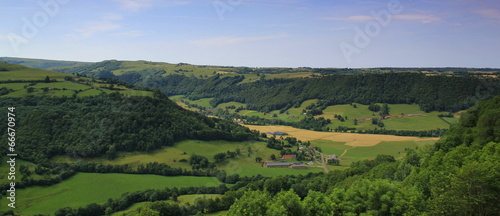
(328, 154, 338, 160)
(282, 155, 297, 159)
(267, 131, 289, 136)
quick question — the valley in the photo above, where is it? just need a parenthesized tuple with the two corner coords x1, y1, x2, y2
(0, 59, 498, 216)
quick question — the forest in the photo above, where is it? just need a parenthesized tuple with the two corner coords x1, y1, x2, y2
(54, 61, 500, 113)
(0, 93, 258, 164)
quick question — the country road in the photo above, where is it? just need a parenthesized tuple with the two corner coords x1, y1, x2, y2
(319, 151, 329, 173)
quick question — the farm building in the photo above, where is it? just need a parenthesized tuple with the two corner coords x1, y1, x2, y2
(281, 155, 297, 159)
(264, 162, 306, 169)
(264, 162, 294, 168)
(267, 131, 289, 136)
(328, 154, 338, 160)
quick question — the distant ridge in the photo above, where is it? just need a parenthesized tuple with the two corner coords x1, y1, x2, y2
(0, 57, 93, 70)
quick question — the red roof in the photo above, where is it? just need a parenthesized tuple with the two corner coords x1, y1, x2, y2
(282, 155, 296, 159)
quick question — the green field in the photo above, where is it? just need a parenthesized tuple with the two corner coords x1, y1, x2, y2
(216, 102, 247, 109)
(309, 139, 348, 155)
(53, 139, 324, 177)
(235, 99, 318, 123)
(341, 140, 436, 162)
(319, 103, 457, 131)
(211, 101, 456, 131)
(0, 158, 52, 182)
(0, 173, 221, 216)
(169, 95, 214, 108)
(0, 61, 154, 98)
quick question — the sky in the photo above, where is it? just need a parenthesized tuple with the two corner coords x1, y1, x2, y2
(1, 0, 499, 68)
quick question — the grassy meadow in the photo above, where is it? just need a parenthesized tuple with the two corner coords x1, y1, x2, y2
(0, 62, 153, 98)
(53, 139, 325, 177)
(0, 173, 221, 216)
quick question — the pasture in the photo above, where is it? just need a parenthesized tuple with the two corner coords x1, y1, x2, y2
(319, 103, 456, 131)
(0, 173, 221, 216)
(53, 139, 324, 177)
(340, 140, 436, 161)
(169, 95, 214, 108)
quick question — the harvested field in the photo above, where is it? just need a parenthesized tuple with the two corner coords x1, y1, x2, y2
(244, 125, 439, 147)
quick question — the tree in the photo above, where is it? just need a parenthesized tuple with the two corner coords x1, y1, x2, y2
(256, 157, 262, 163)
(354, 119, 358, 125)
(44, 76, 50, 83)
(380, 103, 390, 118)
(227, 190, 270, 216)
(378, 121, 385, 127)
(270, 190, 303, 216)
(270, 154, 276, 160)
(302, 190, 335, 216)
(369, 103, 381, 112)
(213, 152, 226, 162)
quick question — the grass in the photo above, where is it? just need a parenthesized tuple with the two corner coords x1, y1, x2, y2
(216, 102, 247, 109)
(235, 102, 456, 131)
(0, 61, 155, 98)
(318, 103, 457, 131)
(0, 68, 72, 81)
(309, 139, 348, 155)
(266, 72, 319, 79)
(236, 99, 318, 123)
(53, 140, 324, 177)
(169, 95, 214, 108)
(0, 57, 91, 69)
(341, 140, 436, 162)
(0, 158, 50, 181)
(0, 173, 222, 216)
(441, 117, 460, 124)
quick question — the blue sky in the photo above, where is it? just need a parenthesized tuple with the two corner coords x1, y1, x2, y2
(1, 0, 499, 68)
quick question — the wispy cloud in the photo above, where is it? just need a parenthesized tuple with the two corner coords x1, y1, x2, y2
(112, 0, 190, 11)
(393, 14, 442, 23)
(324, 14, 442, 24)
(112, 0, 154, 11)
(323, 15, 374, 22)
(66, 22, 121, 40)
(474, 9, 500, 19)
(191, 34, 289, 46)
(65, 14, 124, 40)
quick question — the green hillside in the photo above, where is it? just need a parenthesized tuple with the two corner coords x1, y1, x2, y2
(0, 57, 92, 69)
(0, 61, 152, 98)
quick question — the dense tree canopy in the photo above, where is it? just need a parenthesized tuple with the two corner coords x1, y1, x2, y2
(0, 94, 258, 163)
